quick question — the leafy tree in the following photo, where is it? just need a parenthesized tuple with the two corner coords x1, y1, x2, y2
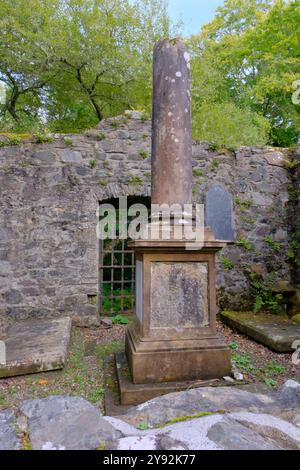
(190, 0, 300, 147)
(0, 0, 59, 129)
(0, 0, 172, 132)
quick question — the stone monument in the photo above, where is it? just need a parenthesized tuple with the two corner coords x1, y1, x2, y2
(119, 39, 230, 401)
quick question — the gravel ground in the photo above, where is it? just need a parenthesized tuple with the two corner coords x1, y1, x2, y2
(217, 321, 300, 386)
(0, 319, 299, 412)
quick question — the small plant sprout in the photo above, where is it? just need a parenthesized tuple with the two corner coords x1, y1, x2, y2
(236, 237, 254, 251)
(64, 137, 73, 147)
(220, 255, 234, 271)
(137, 421, 150, 430)
(139, 149, 148, 159)
(97, 132, 106, 141)
(264, 236, 282, 252)
(193, 168, 203, 177)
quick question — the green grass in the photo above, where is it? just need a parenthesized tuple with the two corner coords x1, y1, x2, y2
(231, 343, 286, 389)
(95, 341, 124, 359)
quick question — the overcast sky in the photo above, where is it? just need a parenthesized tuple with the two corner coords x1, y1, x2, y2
(168, 0, 225, 35)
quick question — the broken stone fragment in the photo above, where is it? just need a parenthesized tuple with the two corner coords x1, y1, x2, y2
(72, 315, 101, 328)
(100, 318, 113, 329)
(223, 376, 235, 384)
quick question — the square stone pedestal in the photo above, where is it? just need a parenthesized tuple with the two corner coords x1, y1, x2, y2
(124, 235, 231, 388)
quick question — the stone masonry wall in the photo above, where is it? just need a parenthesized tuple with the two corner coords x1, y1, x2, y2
(0, 113, 297, 321)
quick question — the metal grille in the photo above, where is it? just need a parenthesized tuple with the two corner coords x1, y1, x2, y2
(99, 238, 135, 315)
(99, 197, 150, 316)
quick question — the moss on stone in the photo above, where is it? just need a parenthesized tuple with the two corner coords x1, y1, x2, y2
(292, 314, 300, 324)
(156, 410, 225, 428)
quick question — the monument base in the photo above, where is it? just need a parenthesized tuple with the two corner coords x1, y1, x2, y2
(125, 326, 231, 384)
(115, 351, 230, 406)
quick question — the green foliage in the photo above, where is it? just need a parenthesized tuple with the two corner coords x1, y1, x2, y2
(263, 361, 285, 376)
(110, 121, 119, 129)
(88, 388, 105, 404)
(0, 0, 174, 132)
(137, 421, 150, 430)
(89, 159, 96, 169)
(228, 341, 238, 350)
(250, 272, 283, 313)
(128, 175, 143, 186)
(64, 137, 73, 147)
(192, 102, 270, 148)
(97, 132, 106, 141)
(208, 142, 219, 152)
(102, 286, 132, 313)
(34, 132, 54, 144)
(235, 197, 253, 211)
(189, 0, 300, 147)
(211, 159, 220, 170)
(192, 168, 203, 177)
(220, 255, 234, 271)
(236, 237, 254, 251)
(287, 240, 300, 265)
(1, 0, 297, 146)
(264, 236, 282, 252)
(139, 149, 149, 159)
(99, 179, 108, 187)
(95, 341, 123, 359)
(109, 314, 130, 325)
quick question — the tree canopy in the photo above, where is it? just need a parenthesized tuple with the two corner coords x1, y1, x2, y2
(190, 0, 300, 147)
(0, 0, 299, 147)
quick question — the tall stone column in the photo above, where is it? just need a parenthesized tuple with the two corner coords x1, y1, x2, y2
(120, 39, 231, 401)
(151, 39, 192, 208)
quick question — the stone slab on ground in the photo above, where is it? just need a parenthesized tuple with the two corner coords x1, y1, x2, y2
(1, 381, 300, 450)
(118, 379, 300, 428)
(220, 310, 300, 352)
(0, 318, 72, 378)
(20, 395, 121, 450)
(0, 410, 21, 450)
(105, 414, 282, 450)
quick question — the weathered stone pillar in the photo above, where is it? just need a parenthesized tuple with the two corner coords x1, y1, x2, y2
(151, 39, 192, 208)
(120, 39, 231, 403)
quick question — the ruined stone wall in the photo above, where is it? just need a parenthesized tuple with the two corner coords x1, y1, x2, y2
(0, 114, 297, 321)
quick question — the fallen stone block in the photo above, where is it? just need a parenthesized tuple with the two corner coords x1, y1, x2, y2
(0, 318, 71, 378)
(220, 311, 300, 352)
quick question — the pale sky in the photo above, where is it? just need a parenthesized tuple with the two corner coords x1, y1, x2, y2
(168, 0, 225, 36)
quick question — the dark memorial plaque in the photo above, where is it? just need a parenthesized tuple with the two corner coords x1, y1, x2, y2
(205, 186, 234, 241)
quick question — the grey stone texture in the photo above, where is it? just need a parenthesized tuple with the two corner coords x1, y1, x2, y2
(1, 381, 300, 450)
(220, 310, 300, 352)
(0, 317, 72, 378)
(0, 410, 21, 450)
(0, 114, 297, 321)
(150, 262, 209, 328)
(20, 395, 121, 450)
